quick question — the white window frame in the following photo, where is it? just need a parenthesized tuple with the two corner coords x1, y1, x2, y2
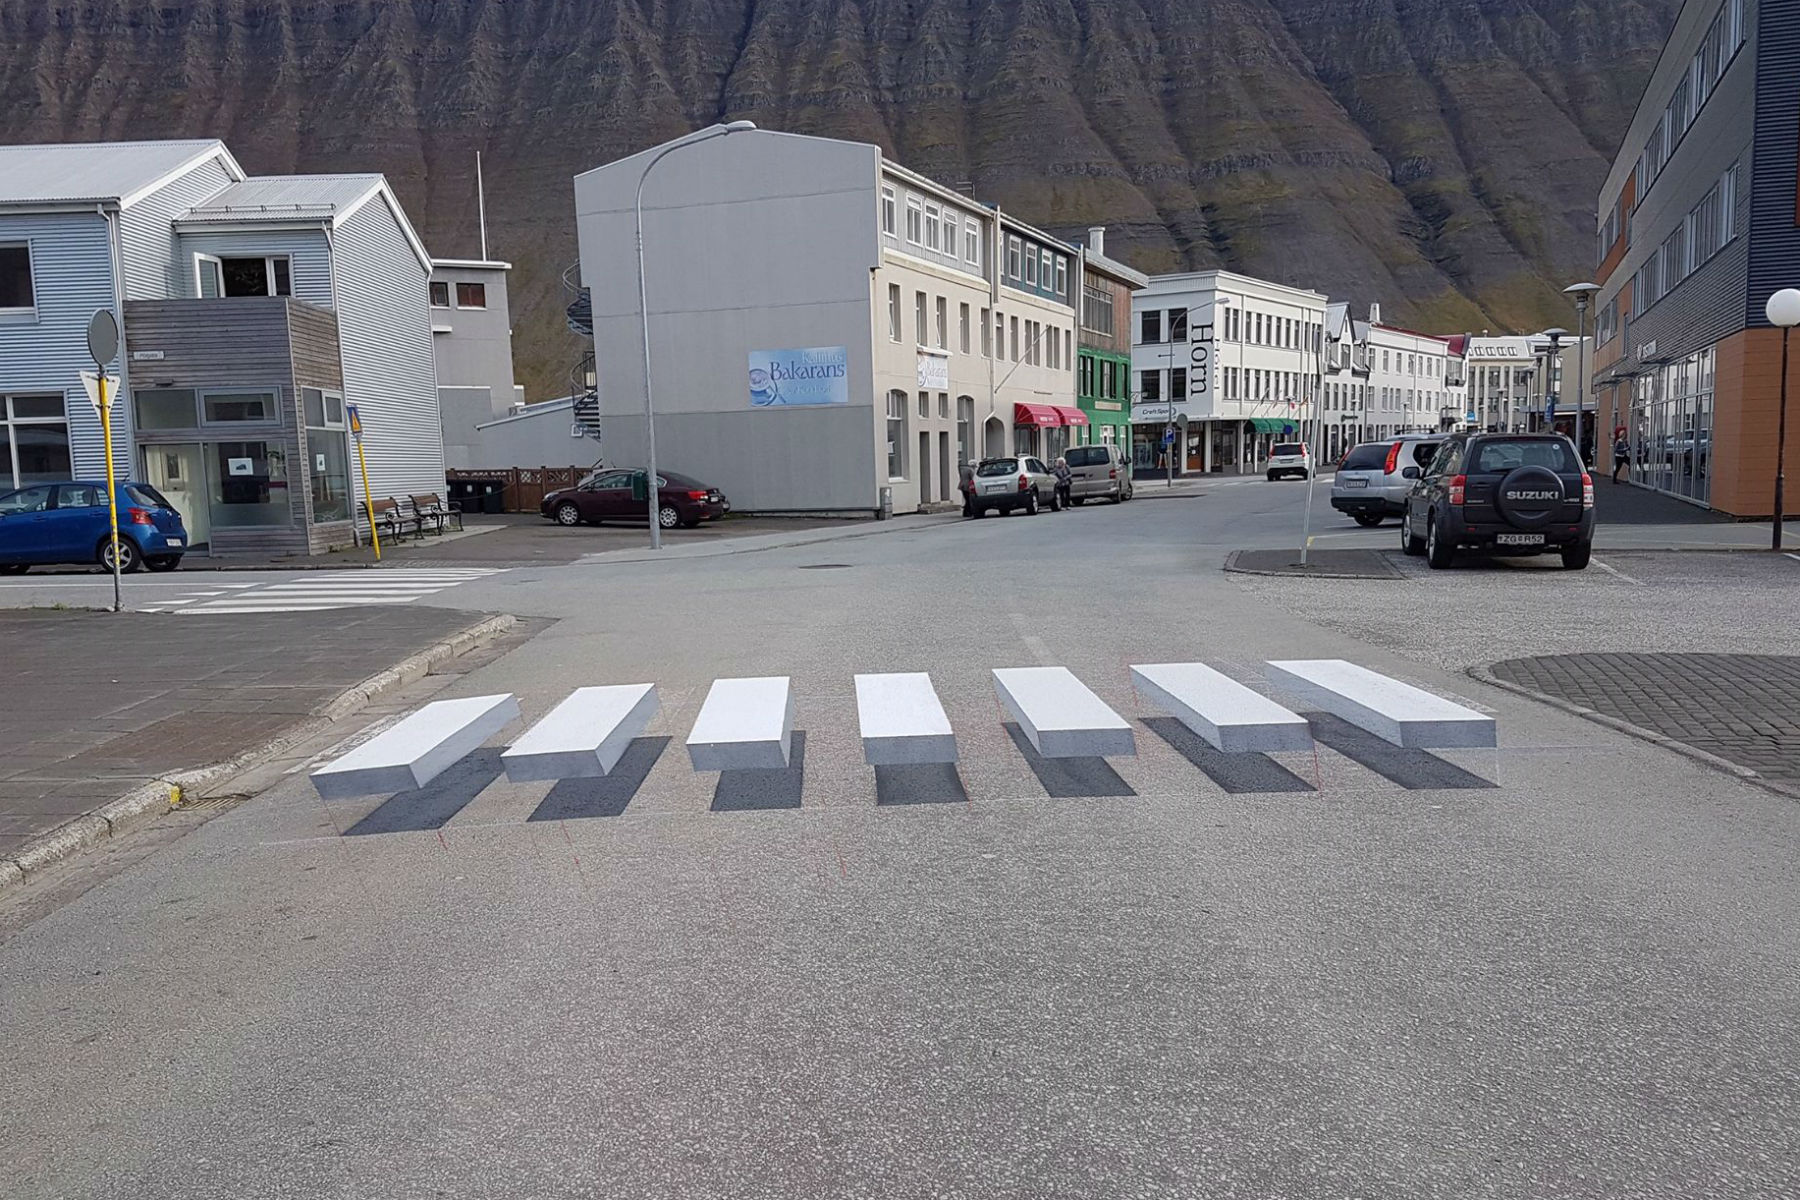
(905, 198, 923, 245)
(959, 303, 971, 354)
(1039, 249, 1052, 290)
(888, 283, 902, 343)
(1007, 236, 1022, 280)
(454, 280, 487, 310)
(199, 388, 280, 425)
(1024, 247, 1038, 287)
(881, 186, 897, 236)
(0, 241, 38, 317)
(964, 220, 979, 265)
(1054, 256, 1067, 299)
(194, 253, 225, 299)
(925, 204, 941, 252)
(935, 295, 948, 349)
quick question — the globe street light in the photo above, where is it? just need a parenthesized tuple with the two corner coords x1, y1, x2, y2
(1564, 282, 1600, 465)
(1765, 287, 1800, 551)
(636, 120, 757, 549)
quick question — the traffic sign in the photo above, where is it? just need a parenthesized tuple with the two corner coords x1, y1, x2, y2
(80, 371, 119, 414)
(86, 310, 118, 367)
(347, 403, 363, 440)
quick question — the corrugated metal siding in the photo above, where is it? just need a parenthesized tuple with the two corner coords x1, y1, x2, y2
(119, 158, 235, 300)
(0, 211, 119, 480)
(174, 229, 333, 308)
(330, 199, 444, 507)
(1747, 0, 1800, 324)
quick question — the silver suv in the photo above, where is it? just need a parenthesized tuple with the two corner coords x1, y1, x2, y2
(1330, 434, 1446, 526)
(1062, 444, 1132, 503)
(968, 456, 1059, 516)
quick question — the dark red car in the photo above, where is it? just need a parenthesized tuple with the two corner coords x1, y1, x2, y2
(540, 468, 730, 530)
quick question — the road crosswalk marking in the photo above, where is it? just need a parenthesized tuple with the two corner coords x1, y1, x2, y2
(143, 568, 504, 614)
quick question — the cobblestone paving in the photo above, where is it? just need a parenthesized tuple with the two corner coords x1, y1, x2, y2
(1490, 653, 1800, 784)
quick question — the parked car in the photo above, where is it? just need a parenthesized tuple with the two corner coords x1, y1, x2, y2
(0, 480, 187, 573)
(541, 468, 729, 530)
(1330, 434, 1447, 526)
(1401, 433, 1594, 570)
(1062, 444, 1132, 504)
(967, 456, 1059, 516)
(1266, 442, 1313, 481)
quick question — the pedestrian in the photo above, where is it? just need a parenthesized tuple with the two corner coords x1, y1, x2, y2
(1052, 456, 1073, 511)
(958, 457, 977, 518)
(1611, 434, 1629, 483)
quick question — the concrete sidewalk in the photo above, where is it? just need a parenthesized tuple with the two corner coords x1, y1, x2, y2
(0, 607, 515, 885)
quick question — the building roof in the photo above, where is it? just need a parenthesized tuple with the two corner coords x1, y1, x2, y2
(178, 174, 432, 272)
(1080, 247, 1148, 289)
(432, 258, 513, 272)
(0, 139, 244, 208)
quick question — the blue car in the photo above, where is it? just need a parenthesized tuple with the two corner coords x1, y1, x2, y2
(0, 480, 189, 573)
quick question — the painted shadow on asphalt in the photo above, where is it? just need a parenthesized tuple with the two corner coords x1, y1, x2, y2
(1141, 717, 1315, 794)
(1305, 713, 1498, 790)
(711, 731, 807, 812)
(343, 747, 505, 836)
(1003, 723, 1136, 798)
(526, 737, 671, 822)
(874, 762, 970, 806)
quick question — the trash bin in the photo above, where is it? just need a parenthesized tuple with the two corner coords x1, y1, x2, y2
(480, 480, 506, 514)
(445, 479, 479, 513)
(877, 486, 893, 520)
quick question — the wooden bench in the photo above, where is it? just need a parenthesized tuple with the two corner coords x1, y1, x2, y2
(501, 684, 660, 781)
(370, 497, 419, 543)
(410, 492, 463, 536)
(310, 693, 520, 799)
(1264, 660, 1497, 749)
(1131, 662, 1313, 753)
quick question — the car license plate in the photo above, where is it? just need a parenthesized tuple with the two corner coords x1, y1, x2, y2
(1496, 533, 1543, 546)
(982, 483, 1009, 494)
(164, 537, 183, 547)
(1341, 478, 1367, 489)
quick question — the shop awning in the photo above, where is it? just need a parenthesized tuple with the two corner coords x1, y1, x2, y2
(1245, 417, 1295, 434)
(1014, 403, 1089, 428)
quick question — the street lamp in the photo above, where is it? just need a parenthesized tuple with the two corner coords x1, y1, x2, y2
(1766, 287, 1800, 550)
(1564, 282, 1600, 464)
(636, 120, 757, 549)
(1540, 328, 1567, 435)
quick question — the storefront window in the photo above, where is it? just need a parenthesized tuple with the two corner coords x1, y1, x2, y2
(1629, 346, 1713, 505)
(210, 439, 292, 527)
(1, 394, 71, 489)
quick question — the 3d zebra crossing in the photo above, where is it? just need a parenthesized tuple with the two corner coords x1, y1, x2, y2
(309, 661, 1498, 816)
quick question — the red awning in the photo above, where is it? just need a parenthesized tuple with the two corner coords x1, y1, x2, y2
(1013, 403, 1089, 428)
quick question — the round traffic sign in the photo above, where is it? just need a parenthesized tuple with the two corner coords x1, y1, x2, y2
(87, 310, 119, 366)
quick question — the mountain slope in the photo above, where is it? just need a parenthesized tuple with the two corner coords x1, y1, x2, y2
(0, 0, 1680, 399)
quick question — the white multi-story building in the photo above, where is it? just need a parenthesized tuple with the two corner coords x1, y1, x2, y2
(1321, 302, 1372, 459)
(1129, 271, 1328, 474)
(1365, 308, 1459, 440)
(1464, 333, 1585, 434)
(573, 126, 1078, 515)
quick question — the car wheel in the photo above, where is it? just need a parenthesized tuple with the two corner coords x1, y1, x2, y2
(99, 537, 143, 574)
(1400, 512, 1424, 556)
(1353, 513, 1383, 528)
(1424, 513, 1454, 570)
(1025, 490, 1040, 515)
(555, 502, 582, 527)
(1561, 541, 1593, 570)
(0, 564, 26, 575)
(658, 505, 680, 529)
(1266, 472, 1277, 482)
(144, 555, 182, 573)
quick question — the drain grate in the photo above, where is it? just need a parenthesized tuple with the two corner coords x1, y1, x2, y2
(172, 792, 252, 814)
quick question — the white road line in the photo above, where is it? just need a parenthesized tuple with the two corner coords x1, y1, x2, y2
(1591, 558, 1643, 585)
(1786, 553, 1800, 563)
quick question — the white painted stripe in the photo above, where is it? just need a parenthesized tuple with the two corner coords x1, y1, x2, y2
(992, 667, 1136, 758)
(311, 693, 520, 799)
(854, 672, 957, 765)
(1590, 558, 1642, 585)
(502, 684, 660, 780)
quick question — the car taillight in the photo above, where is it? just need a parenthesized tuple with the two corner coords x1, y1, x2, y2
(1108, 467, 1117, 479)
(687, 490, 708, 501)
(1448, 475, 1466, 506)
(1581, 474, 1594, 509)
(128, 507, 155, 525)
(1384, 442, 1401, 474)
(1018, 474, 1029, 490)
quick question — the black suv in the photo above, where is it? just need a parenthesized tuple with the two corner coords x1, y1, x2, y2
(1400, 433, 1595, 570)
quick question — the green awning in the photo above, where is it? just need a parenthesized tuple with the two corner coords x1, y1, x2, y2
(1246, 417, 1294, 433)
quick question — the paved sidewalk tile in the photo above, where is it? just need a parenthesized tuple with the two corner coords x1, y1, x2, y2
(1491, 653, 1800, 784)
(0, 606, 484, 855)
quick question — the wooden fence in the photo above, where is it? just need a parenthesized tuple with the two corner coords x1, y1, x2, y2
(446, 467, 591, 513)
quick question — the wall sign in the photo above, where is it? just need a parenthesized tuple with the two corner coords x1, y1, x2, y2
(915, 350, 950, 391)
(1185, 300, 1218, 417)
(747, 346, 850, 407)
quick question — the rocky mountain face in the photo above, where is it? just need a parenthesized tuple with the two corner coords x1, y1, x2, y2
(0, 0, 1681, 400)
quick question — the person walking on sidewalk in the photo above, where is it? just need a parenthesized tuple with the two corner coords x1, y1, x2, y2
(958, 457, 977, 518)
(1612, 434, 1630, 483)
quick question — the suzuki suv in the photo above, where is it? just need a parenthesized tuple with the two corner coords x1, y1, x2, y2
(1401, 433, 1595, 570)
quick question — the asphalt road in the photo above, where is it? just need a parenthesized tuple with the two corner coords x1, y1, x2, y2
(3, 478, 1798, 1198)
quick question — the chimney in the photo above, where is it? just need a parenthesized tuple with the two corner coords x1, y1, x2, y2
(1368, 302, 1381, 325)
(1087, 226, 1105, 256)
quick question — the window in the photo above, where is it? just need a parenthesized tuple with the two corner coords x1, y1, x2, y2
(0, 395, 70, 489)
(1025, 320, 1038, 365)
(1083, 278, 1114, 336)
(1007, 236, 1022, 280)
(1048, 325, 1059, 370)
(1025, 247, 1038, 286)
(1141, 310, 1162, 345)
(888, 284, 902, 342)
(303, 388, 351, 523)
(1010, 316, 1020, 362)
(134, 388, 198, 430)
(0, 244, 35, 313)
(1667, 76, 1691, 150)
(995, 311, 1005, 359)
(200, 255, 293, 298)
(210, 440, 290, 526)
(935, 296, 948, 348)
(429, 281, 450, 308)
(881, 186, 896, 235)
(455, 282, 486, 309)
(1040, 249, 1053, 290)
(1662, 223, 1688, 291)
(965, 220, 980, 265)
(1169, 308, 1188, 342)
(925, 204, 941, 251)
(203, 392, 275, 423)
(1054, 256, 1067, 299)
(919, 391, 929, 419)
(886, 391, 907, 478)
(981, 307, 992, 356)
(1140, 370, 1161, 401)
(1170, 366, 1186, 401)
(938, 393, 948, 419)
(959, 303, 971, 354)
(906, 198, 923, 244)
(915, 292, 927, 345)
(1637, 254, 1662, 311)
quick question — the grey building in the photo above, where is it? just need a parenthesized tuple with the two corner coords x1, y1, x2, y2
(1589, 0, 1798, 515)
(573, 127, 1079, 515)
(429, 258, 546, 468)
(0, 140, 447, 554)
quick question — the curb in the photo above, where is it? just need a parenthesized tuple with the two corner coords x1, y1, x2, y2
(0, 612, 518, 892)
(1221, 549, 1404, 581)
(1467, 662, 1800, 800)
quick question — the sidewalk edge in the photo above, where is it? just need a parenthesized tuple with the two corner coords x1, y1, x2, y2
(1468, 663, 1799, 799)
(0, 613, 518, 891)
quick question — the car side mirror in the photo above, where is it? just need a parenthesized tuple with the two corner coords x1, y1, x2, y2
(1401, 466, 1420, 479)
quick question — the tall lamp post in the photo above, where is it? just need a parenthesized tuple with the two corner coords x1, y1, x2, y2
(636, 120, 757, 550)
(1564, 282, 1601, 464)
(1541, 328, 1567, 434)
(1767, 288, 1800, 551)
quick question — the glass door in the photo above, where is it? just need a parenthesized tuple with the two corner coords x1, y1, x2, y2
(143, 443, 210, 548)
